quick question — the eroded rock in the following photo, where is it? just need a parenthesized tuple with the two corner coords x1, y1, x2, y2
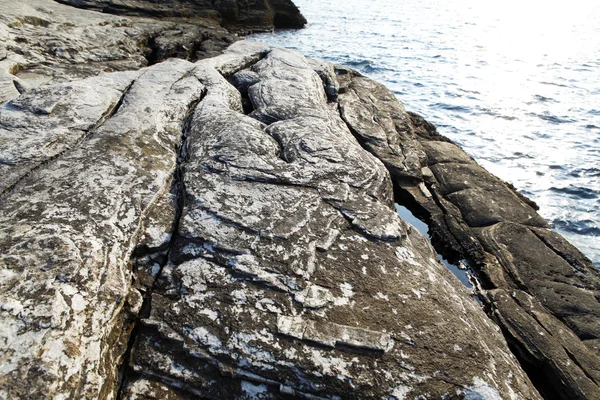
(0, 57, 206, 399)
(0, 0, 237, 103)
(55, 0, 307, 31)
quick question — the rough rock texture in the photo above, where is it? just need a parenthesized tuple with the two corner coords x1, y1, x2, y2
(55, 0, 307, 31)
(1, 41, 543, 399)
(120, 47, 540, 400)
(1, 2, 598, 398)
(0, 55, 207, 399)
(0, 0, 240, 103)
(337, 68, 600, 399)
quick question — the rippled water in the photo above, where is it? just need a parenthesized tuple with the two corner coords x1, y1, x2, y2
(251, 0, 600, 267)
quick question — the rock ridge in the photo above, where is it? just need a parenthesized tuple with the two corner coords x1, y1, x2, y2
(54, 0, 307, 31)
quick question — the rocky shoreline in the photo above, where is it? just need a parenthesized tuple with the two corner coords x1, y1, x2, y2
(1, 1, 599, 399)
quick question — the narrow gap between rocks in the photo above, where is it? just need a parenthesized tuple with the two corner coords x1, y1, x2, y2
(115, 92, 205, 399)
(395, 202, 481, 301)
(502, 331, 564, 400)
(332, 94, 481, 298)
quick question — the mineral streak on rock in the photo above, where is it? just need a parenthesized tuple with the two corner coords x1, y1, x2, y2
(336, 63, 600, 399)
(120, 47, 540, 399)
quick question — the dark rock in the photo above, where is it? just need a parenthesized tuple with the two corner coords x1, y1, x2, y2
(55, 0, 307, 32)
(229, 69, 261, 95)
(337, 64, 600, 399)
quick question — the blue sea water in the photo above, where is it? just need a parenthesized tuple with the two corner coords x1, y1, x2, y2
(251, 0, 600, 267)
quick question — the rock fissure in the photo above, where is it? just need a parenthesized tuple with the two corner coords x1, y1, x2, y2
(117, 86, 208, 397)
(113, 47, 544, 399)
(0, 73, 139, 199)
(334, 63, 600, 399)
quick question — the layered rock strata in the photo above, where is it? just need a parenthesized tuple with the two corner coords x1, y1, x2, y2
(55, 0, 307, 31)
(1, 40, 544, 398)
(1, 2, 599, 398)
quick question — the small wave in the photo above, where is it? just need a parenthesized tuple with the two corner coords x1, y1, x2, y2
(584, 124, 600, 130)
(431, 102, 471, 113)
(569, 167, 600, 178)
(549, 185, 599, 200)
(513, 152, 535, 159)
(345, 59, 374, 68)
(474, 106, 517, 120)
(533, 94, 556, 103)
(540, 81, 570, 88)
(552, 219, 600, 236)
(529, 112, 574, 124)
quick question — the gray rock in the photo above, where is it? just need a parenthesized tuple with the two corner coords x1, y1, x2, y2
(1, 2, 595, 396)
(0, 57, 206, 399)
(122, 47, 540, 399)
(0, 0, 237, 103)
(338, 72, 424, 182)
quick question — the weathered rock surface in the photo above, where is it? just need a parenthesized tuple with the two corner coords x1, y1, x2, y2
(0, 55, 208, 398)
(1, 2, 598, 398)
(121, 47, 540, 400)
(0, 0, 245, 103)
(337, 67, 600, 399)
(1, 40, 544, 398)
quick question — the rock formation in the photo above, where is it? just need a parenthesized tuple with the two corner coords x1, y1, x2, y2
(0, 0, 304, 104)
(336, 70, 600, 400)
(1, 1, 599, 399)
(54, 0, 307, 31)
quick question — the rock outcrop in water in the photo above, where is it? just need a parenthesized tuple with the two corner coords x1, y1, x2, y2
(336, 71, 600, 400)
(1, 1, 599, 399)
(55, 0, 307, 31)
